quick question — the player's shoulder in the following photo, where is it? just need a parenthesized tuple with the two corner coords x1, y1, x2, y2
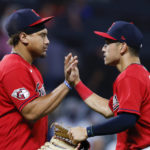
(0, 54, 30, 76)
(0, 54, 24, 67)
(117, 64, 149, 82)
(125, 63, 148, 77)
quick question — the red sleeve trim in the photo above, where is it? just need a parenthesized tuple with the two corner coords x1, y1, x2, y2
(108, 101, 113, 112)
(19, 94, 38, 111)
(118, 108, 140, 116)
(108, 97, 113, 112)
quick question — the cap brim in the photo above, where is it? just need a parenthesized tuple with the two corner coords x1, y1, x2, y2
(94, 31, 117, 40)
(29, 16, 54, 27)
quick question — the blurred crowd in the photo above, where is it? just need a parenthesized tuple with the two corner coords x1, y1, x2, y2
(0, 0, 150, 149)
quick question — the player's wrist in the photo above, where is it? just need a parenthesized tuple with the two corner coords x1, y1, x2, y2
(74, 78, 81, 86)
(84, 127, 88, 138)
(86, 126, 93, 137)
(75, 81, 93, 101)
(64, 80, 72, 90)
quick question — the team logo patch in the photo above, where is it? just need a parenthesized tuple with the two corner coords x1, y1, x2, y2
(11, 88, 30, 100)
(113, 94, 119, 111)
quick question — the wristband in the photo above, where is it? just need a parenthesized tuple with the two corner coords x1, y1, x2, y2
(87, 126, 94, 137)
(75, 81, 93, 101)
(64, 80, 72, 90)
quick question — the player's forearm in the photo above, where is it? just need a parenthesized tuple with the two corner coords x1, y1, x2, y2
(87, 113, 137, 137)
(74, 80, 113, 118)
(85, 94, 113, 118)
(43, 83, 70, 115)
(22, 82, 70, 121)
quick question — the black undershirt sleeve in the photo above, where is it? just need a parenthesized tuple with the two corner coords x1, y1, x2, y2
(87, 113, 138, 137)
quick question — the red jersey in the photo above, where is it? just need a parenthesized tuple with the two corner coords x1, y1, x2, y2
(0, 54, 48, 150)
(109, 64, 150, 150)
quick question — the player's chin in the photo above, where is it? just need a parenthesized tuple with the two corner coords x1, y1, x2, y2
(40, 52, 47, 58)
(104, 60, 113, 66)
(104, 59, 109, 65)
(106, 60, 118, 66)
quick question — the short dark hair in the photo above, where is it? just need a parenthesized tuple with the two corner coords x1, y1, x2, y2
(128, 46, 140, 56)
(7, 32, 21, 47)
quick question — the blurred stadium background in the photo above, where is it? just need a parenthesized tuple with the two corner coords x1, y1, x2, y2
(0, 0, 150, 149)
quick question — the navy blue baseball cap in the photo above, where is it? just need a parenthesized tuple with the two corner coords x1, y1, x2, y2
(5, 8, 54, 37)
(94, 21, 143, 49)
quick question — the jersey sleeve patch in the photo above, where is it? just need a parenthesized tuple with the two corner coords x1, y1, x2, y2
(11, 88, 30, 100)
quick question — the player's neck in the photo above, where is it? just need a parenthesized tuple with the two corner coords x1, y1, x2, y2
(12, 45, 33, 64)
(116, 56, 141, 72)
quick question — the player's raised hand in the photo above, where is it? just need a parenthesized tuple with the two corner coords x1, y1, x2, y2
(64, 53, 80, 86)
(64, 53, 73, 76)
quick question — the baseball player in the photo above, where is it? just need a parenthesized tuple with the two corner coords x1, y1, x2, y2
(66, 21, 150, 149)
(0, 9, 77, 150)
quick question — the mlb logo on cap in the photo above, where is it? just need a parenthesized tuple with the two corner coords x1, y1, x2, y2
(94, 21, 143, 49)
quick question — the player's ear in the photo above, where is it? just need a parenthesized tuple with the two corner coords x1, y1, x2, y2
(120, 42, 127, 55)
(19, 32, 29, 45)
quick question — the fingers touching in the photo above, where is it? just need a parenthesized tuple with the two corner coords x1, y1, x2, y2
(64, 53, 80, 85)
(65, 53, 78, 76)
(65, 53, 78, 70)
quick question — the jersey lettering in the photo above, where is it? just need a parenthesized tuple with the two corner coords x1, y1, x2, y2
(35, 83, 46, 96)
